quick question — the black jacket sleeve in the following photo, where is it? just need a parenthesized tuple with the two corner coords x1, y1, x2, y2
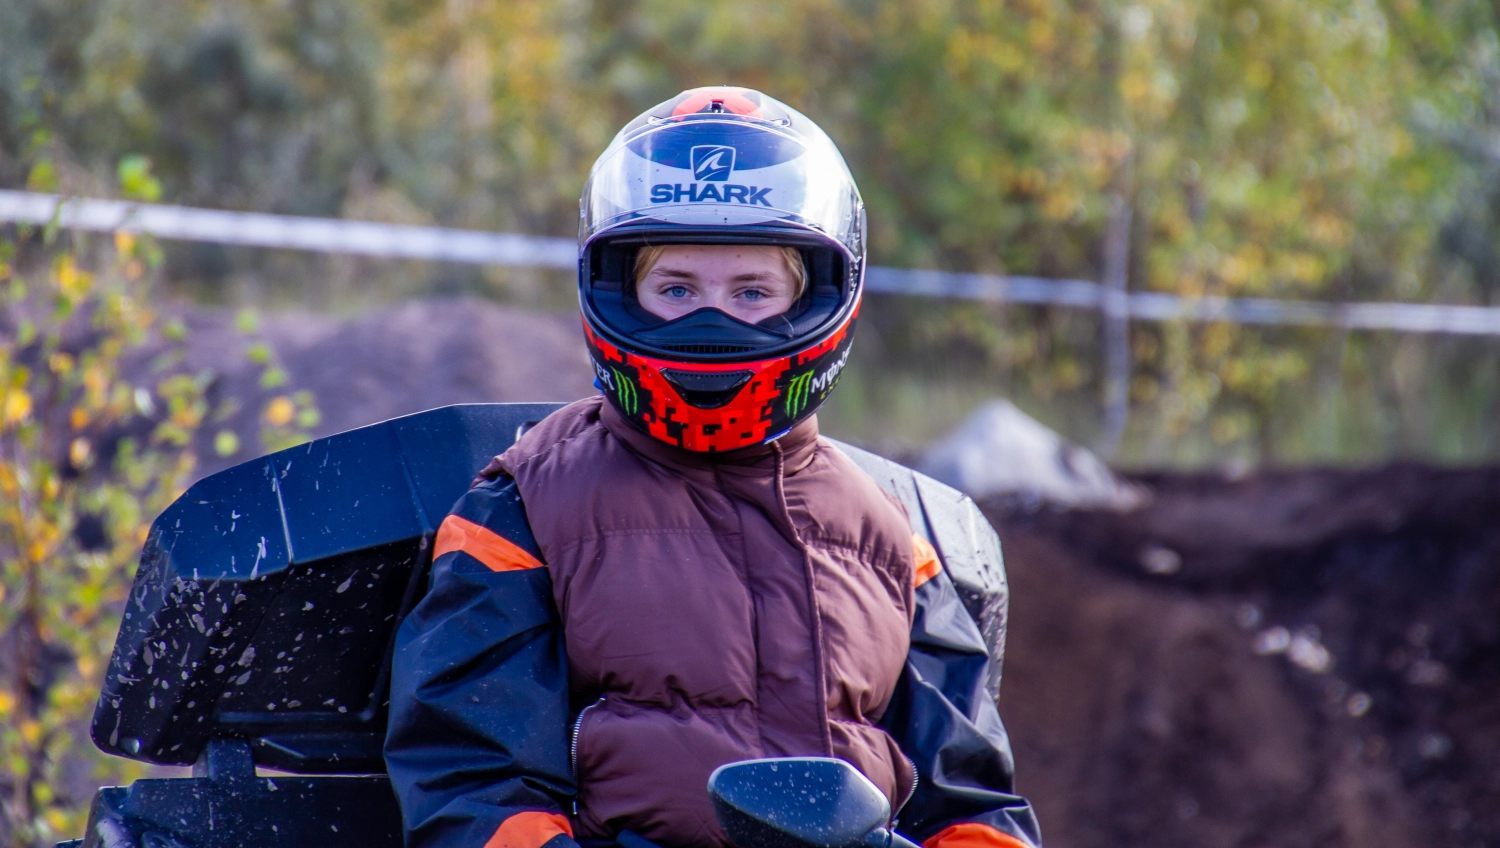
(879, 567, 1043, 848)
(385, 475, 577, 848)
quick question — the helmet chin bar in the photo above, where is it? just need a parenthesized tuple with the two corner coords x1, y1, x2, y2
(583, 305, 858, 453)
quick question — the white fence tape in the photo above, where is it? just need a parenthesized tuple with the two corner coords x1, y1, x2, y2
(6, 189, 1500, 337)
(0, 190, 577, 269)
(863, 267, 1500, 335)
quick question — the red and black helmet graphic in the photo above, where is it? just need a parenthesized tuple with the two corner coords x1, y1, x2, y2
(584, 304, 858, 453)
(579, 87, 865, 453)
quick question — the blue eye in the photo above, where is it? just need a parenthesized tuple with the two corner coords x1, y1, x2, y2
(666, 285, 689, 298)
(741, 289, 764, 300)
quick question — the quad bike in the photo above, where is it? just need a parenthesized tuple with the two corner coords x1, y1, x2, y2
(63, 403, 1010, 848)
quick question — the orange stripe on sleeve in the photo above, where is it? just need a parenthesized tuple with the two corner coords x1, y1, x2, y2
(483, 811, 573, 848)
(913, 533, 942, 588)
(433, 514, 545, 572)
(921, 822, 1032, 848)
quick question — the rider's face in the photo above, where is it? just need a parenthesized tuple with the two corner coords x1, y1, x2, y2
(637, 245, 798, 323)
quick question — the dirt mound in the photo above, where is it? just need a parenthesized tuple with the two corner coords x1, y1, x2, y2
(995, 465, 1500, 847)
(183, 297, 596, 474)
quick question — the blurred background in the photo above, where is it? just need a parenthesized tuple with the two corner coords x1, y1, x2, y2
(2, 1, 1499, 846)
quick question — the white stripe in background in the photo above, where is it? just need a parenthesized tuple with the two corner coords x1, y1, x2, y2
(863, 268, 1500, 335)
(0, 190, 577, 268)
(6, 189, 1500, 336)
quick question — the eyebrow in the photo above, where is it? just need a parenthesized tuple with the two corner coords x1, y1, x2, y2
(648, 269, 785, 285)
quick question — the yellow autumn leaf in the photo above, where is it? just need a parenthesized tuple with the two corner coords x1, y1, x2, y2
(55, 256, 93, 299)
(1309, 213, 1352, 247)
(264, 395, 296, 427)
(45, 808, 71, 834)
(83, 366, 107, 396)
(1119, 70, 1151, 104)
(1041, 187, 1081, 222)
(214, 430, 241, 457)
(3, 389, 32, 424)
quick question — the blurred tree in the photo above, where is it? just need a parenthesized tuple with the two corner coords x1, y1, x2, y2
(2, 0, 1497, 463)
(0, 0, 383, 215)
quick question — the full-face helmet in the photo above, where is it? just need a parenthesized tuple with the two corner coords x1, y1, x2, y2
(580, 86, 865, 452)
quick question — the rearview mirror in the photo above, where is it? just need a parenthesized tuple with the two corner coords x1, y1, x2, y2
(708, 758, 902, 848)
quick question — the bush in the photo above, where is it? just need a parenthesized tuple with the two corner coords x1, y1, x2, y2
(0, 210, 316, 846)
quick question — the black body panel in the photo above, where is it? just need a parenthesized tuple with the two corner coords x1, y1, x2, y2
(92, 404, 561, 772)
(75, 740, 402, 848)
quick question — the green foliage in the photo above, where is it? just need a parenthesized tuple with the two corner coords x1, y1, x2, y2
(0, 214, 319, 847)
(116, 156, 161, 203)
(0, 231, 190, 846)
(2, 0, 1498, 463)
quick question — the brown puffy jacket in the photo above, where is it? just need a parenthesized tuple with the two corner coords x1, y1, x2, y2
(492, 397, 916, 847)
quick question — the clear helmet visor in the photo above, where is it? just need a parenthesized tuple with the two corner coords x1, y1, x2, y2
(581, 90, 863, 259)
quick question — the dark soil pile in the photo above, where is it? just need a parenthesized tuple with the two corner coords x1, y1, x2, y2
(993, 466, 1500, 848)
(183, 297, 596, 475)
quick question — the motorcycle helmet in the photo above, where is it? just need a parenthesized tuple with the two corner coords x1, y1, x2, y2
(580, 86, 866, 453)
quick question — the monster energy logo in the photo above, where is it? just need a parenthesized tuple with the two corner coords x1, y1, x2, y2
(785, 371, 815, 418)
(784, 347, 851, 417)
(610, 367, 639, 415)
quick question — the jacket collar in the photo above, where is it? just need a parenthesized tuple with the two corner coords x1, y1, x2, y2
(597, 397, 821, 478)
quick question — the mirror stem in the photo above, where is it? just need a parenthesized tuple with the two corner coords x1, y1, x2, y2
(889, 831, 922, 848)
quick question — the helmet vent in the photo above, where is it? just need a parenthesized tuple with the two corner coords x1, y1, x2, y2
(661, 369, 754, 409)
(660, 343, 757, 355)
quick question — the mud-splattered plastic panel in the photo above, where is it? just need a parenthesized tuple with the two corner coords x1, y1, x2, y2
(91, 403, 567, 773)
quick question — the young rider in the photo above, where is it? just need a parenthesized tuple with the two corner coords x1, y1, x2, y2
(384, 87, 1042, 848)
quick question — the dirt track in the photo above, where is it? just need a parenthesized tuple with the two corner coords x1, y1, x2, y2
(182, 299, 1500, 845)
(995, 467, 1500, 847)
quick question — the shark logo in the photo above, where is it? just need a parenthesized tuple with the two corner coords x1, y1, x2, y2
(691, 145, 736, 182)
